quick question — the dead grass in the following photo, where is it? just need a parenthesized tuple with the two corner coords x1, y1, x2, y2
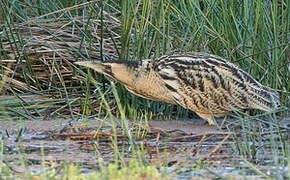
(1, 14, 123, 93)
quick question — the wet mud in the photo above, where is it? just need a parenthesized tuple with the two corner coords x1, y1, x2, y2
(0, 118, 288, 178)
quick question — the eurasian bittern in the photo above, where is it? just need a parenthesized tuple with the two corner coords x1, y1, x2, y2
(75, 52, 280, 125)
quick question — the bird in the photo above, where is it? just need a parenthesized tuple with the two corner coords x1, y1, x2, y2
(75, 52, 280, 125)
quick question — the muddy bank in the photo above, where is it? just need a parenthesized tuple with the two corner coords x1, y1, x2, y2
(0, 118, 288, 178)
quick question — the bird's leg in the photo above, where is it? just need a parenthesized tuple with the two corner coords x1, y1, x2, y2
(195, 112, 216, 126)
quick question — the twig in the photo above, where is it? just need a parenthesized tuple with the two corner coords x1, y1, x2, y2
(195, 133, 208, 155)
(209, 132, 232, 156)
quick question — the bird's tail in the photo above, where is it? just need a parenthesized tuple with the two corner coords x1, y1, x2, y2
(263, 86, 280, 109)
(250, 85, 280, 111)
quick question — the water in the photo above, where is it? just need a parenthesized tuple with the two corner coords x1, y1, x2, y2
(0, 119, 288, 179)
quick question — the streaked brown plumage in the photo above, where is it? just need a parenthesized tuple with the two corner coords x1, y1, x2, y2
(75, 52, 280, 125)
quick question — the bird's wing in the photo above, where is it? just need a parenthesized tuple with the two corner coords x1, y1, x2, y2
(154, 53, 252, 115)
